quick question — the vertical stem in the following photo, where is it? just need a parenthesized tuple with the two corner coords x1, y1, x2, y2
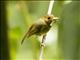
(39, 0, 54, 60)
(48, 0, 54, 15)
(39, 35, 46, 60)
(39, 46, 44, 60)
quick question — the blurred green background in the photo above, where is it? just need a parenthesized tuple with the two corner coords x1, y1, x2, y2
(1, 1, 80, 60)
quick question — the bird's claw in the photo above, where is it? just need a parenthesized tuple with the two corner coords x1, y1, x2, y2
(40, 43, 45, 47)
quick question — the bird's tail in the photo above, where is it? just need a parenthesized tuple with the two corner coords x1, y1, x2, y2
(21, 32, 29, 45)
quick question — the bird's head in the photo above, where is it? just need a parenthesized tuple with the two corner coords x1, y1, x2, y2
(43, 15, 59, 25)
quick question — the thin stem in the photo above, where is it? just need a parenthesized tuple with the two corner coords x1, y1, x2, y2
(48, 0, 54, 15)
(39, 45, 44, 60)
(39, 35, 46, 60)
(39, 0, 54, 60)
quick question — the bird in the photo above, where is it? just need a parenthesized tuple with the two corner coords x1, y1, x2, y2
(21, 15, 59, 45)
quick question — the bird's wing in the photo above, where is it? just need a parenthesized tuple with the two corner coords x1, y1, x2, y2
(27, 21, 46, 36)
(27, 23, 40, 37)
(21, 24, 36, 45)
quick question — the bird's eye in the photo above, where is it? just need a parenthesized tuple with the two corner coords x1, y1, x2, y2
(48, 17, 50, 19)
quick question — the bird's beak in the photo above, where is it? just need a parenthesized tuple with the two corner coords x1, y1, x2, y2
(53, 16, 59, 20)
(52, 16, 59, 23)
(53, 16, 59, 22)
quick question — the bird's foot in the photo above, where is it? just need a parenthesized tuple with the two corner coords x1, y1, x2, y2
(40, 43, 45, 47)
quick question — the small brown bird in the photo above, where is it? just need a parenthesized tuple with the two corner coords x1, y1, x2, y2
(21, 15, 58, 44)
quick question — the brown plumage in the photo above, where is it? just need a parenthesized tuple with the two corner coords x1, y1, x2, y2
(21, 15, 58, 44)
